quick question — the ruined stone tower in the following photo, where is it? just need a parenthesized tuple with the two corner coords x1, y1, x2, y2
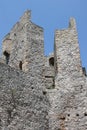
(0, 10, 87, 130)
(2, 10, 44, 74)
(54, 17, 83, 88)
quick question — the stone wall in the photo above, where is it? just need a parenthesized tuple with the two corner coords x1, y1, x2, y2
(1, 10, 87, 130)
(54, 18, 83, 88)
(0, 63, 49, 130)
(45, 53, 55, 89)
(48, 18, 87, 130)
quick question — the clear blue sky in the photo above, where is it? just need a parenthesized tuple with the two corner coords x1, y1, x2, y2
(0, 0, 87, 69)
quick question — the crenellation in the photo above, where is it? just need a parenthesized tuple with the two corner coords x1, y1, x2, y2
(0, 10, 87, 130)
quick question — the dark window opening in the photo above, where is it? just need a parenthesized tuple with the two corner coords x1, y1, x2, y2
(19, 61, 22, 70)
(82, 67, 87, 76)
(84, 113, 87, 116)
(43, 91, 47, 95)
(3, 51, 10, 64)
(49, 57, 54, 66)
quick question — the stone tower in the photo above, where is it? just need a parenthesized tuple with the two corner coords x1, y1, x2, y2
(2, 10, 44, 75)
(48, 18, 87, 130)
(54, 18, 83, 88)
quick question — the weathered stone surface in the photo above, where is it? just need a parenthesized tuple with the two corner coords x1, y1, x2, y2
(0, 10, 49, 130)
(0, 63, 49, 130)
(48, 18, 87, 130)
(0, 10, 87, 130)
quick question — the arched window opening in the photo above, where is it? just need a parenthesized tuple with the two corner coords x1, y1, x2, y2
(19, 61, 22, 70)
(49, 57, 54, 66)
(3, 51, 10, 64)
